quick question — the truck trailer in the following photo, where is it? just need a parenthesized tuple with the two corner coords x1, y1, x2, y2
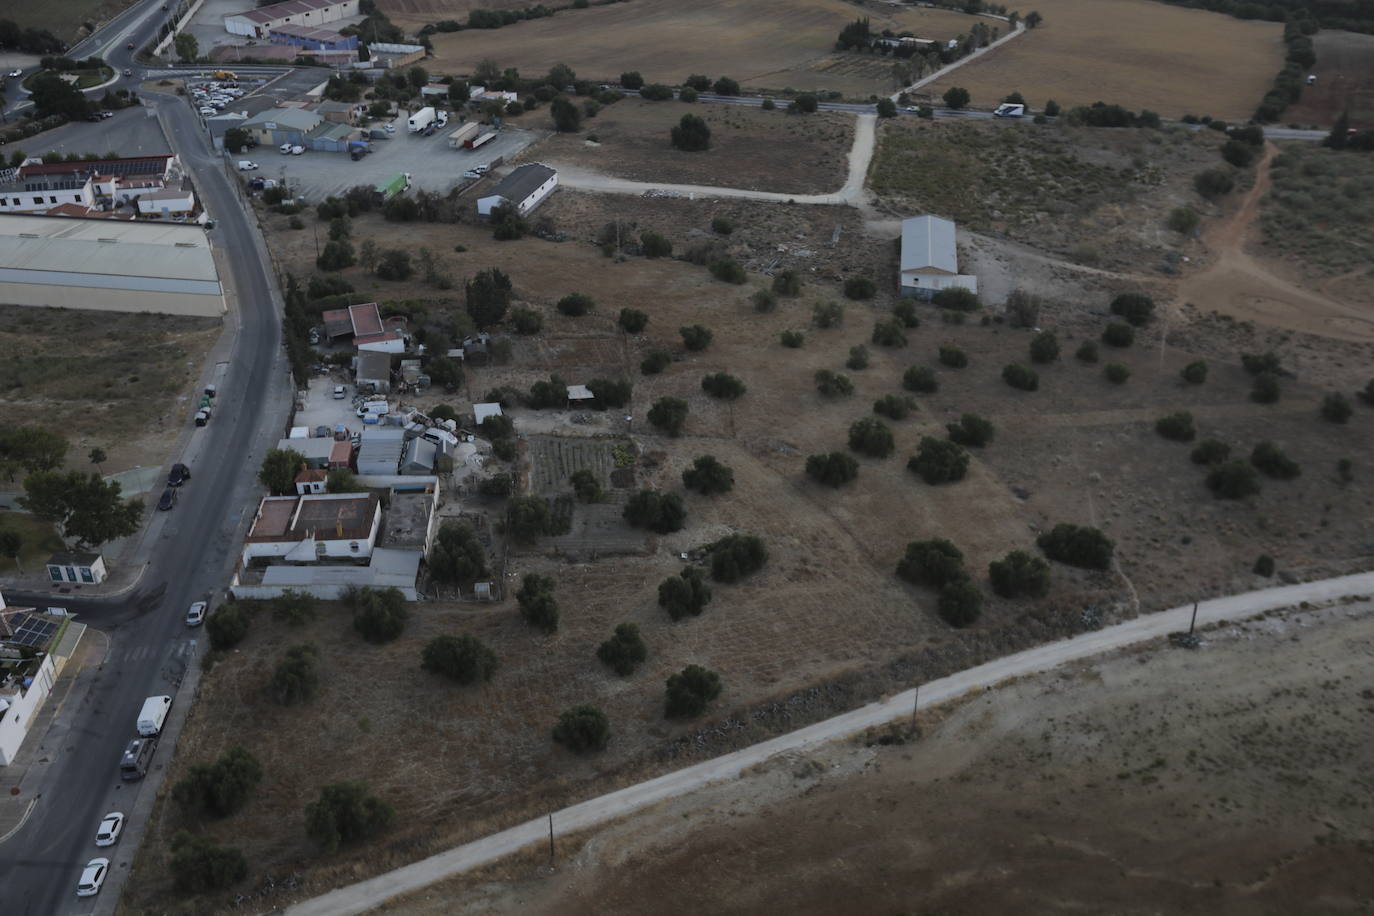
(407, 106, 437, 132)
(469, 132, 496, 150)
(137, 695, 172, 736)
(447, 122, 480, 148)
(374, 172, 413, 201)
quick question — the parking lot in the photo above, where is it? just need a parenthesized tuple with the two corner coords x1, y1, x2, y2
(12, 104, 171, 158)
(294, 374, 367, 437)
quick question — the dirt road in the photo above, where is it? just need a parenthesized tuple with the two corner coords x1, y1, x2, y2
(281, 570, 1374, 916)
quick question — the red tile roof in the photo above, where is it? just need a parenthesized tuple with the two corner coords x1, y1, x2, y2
(349, 302, 382, 337)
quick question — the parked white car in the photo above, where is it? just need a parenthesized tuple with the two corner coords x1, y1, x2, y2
(95, 812, 125, 847)
(77, 858, 109, 897)
(279, 142, 293, 154)
(290, 145, 305, 155)
(185, 601, 207, 627)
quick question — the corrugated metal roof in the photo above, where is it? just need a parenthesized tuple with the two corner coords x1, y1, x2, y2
(900, 215, 958, 275)
(487, 163, 556, 206)
(0, 233, 215, 281)
(269, 22, 346, 41)
(233, 0, 348, 25)
(243, 107, 322, 130)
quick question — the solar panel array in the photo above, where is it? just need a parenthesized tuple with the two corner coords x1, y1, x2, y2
(2, 613, 58, 648)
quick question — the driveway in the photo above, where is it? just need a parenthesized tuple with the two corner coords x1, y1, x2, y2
(282, 570, 1374, 916)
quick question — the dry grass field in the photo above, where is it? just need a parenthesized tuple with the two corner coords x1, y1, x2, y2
(538, 98, 854, 194)
(919, 0, 1283, 119)
(1282, 29, 1374, 129)
(125, 184, 1374, 909)
(4, 0, 135, 41)
(420, 0, 980, 95)
(405, 601, 1374, 915)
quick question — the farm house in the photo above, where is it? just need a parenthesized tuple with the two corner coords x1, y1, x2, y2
(898, 215, 977, 299)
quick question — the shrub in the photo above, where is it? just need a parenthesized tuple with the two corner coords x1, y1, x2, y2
(988, 550, 1051, 599)
(1005, 288, 1043, 328)
(315, 240, 355, 272)
(658, 567, 712, 620)
(710, 259, 747, 284)
(710, 534, 768, 582)
(1075, 341, 1099, 364)
(679, 87, 698, 103)
(597, 623, 647, 675)
(1029, 331, 1059, 364)
(517, 573, 560, 632)
(374, 249, 413, 280)
(557, 292, 595, 316)
(1250, 441, 1300, 479)
(1191, 438, 1230, 465)
(422, 634, 498, 684)
(1250, 372, 1280, 403)
(932, 287, 979, 311)
(641, 348, 672, 374)
(1101, 323, 1134, 347)
(752, 289, 777, 312)
(848, 417, 895, 458)
(896, 538, 964, 588)
(171, 833, 248, 895)
(476, 474, 512, 498)
(1036, 523, 1114, 570)
(871, 320, 907, 348)
(812, 301, 844, 329)
(206, 601, 250, 650)
(664, 664, 722, 718)
(780, 329, 805, 348)
(640, 231, 672, 258)
(773, 270, 802, 296)
(903, 365, 938, 393)
(351, 587, 409, 643)
(893, 300, 920, 328)
(272, 589, 318, 627)
(618, 307, 649, 333)
(1253, 554, 1275, 577)
(814, 369, 854, 397)
(648, 396, 689, 435)
(639, 83, 673, 100)
(305, 782, 394, 854)
(1321, 392, 1352, 424)
(1110, 293, 1155, 327)
(711, 216, 734, 235)
(1241, 351, 1281, 376)
(1155, 411, 1196, 442)
(701, 372, 746, 400)
(1167, 207, 1200, 235)
(682, 455, 734, 494)
(587, 377, 632, 409)
(1104, 362, 1131, 384)
(847, 345, 870, 369)
(268, 644, 320, 706)
(844, 276, 876, 300)
(946, 413, 994, 447)
(553, 705, 610, 753)
(511, 307, 543, 335)
(1002, 363, 1039, 391)
(623, 489, 687, 532)
(1359, 379, 1374, 405)
(908, 436, 969, 484)
(938, 345, 968, 368)
(173, 746, 263, 818)
(1181, 360, 1208, 384)
(1207, 460, 1260, 499)
(1194, 168, 1235, 198)
(680, 325, 713, 351)
(570, 469, 603, 503)
(873, 394, 915, 420)
(805, 451, 859, 487)
(938, 579, 983, 628)
(1221, 138, 1254, 167)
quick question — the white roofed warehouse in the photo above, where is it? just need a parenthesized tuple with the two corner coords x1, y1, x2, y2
(899, 215, 978, 300)
(223, 0, 360, 38)
(477, 164, 558, 218)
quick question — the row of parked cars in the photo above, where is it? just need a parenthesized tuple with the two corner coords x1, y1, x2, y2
(191, 80, 246, 118)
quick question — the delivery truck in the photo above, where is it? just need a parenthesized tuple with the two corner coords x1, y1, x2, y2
(407, 106, 437, 132)
(993, 103, 1025, 118)
(137, 695, 172, 736)
(373, 172, 412, 201)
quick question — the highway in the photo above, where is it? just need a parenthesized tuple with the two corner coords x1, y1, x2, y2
(0, 6, 290, 914)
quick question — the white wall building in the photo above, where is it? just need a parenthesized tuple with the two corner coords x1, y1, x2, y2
(477, 163, 558, 218)
(241, 493, 381, 566)
(224, 0, 360, 38)
(898, 215, 978, 299)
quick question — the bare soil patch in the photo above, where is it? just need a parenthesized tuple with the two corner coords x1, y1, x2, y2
(1283, 29, 1374, 129)
(537, 98, 854, 195)
(919, 0, 1283, 120)
(421, 0, 980, 96)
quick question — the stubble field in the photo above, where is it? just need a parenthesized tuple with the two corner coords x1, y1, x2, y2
(1282, 29, 1374, 129)
(919, 0, 1283, 119)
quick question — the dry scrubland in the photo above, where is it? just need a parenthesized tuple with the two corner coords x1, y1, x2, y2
(130, 184, 1374, 909)
(4, 0, 134, 41)
(0, 305, 220, 477)
(920, 0, 1282, 119)
(1283, 29, 1374, 129)
(419, 0, 978, 95)
(538, 98, 854, 194)
(1261, 143, 1374, 296)
(404, 601, 1374, 915)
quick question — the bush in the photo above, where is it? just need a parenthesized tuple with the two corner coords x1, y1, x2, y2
(517, 573, 560, 632)
(1101, 323, 1134, 347)
(1029, 331, 1059, 364)
(942, 86, 970, 109)
(641, 348, 672, 374)
(664, 664, 721, 718)
(351, 587, 409, 643)
(773, 270, 801, 296)
(780, 329, 805, 348)
(648, 396, 689, 436)
(903, 365, 938, 394)
(680, 324, 713, 351)
(639, 83, 674, 100)
(893, 301, 920, 328)
(1250, 372, 1280, 403)
(1075, 341, 1099, 364)
(848, 417, 895, 458)
(1001, 363, 1039, 391)
(618, 307, 649, 333)
(1221, 139, 1254, 167)
(709, 259, 747, 284)
(682, 455, 734, 494)
(553, 705, 610, 753)
(206, 601, 250, 650)
(790, 93, 819, 113)
(557, 292, 595, 316)
(1168, 207, 1200, 235)
(1104, 362, 1131, 384)
(710, 534, 768, 582)
(752, 289, 777, 313)
(422, 634, 498, 684)
(805, 451, 859, 487)
(938, 345, 968, 368)
(896, 538, 964, 588)
(1191, 438, 1230, 465)
(701, 372, 746, 400)
(640, 231, 672, 258)
(1253, 554, 1275, 577)
(1321, 392, 1352, 424)
(1181, 360, 1208, 384)
(871, 320, 907, 348)
(938, 579, 983, 628)
(429, 521, 491, 587)
(305, 782, 394, 854)
(1155, 411, 1196, 442)
(931, 287, 979, 311)
(1194, 168, 1235, 198)
(1207, 460, 1260, 499)
(1250, 441, 1300, 479)
(316, 240, 355, 271)
(844, 276, 876, 300)
(623, 489, 687, 532)
(679, 87, 698, 103)
(587, 377, 633, 409)
(710, 216, 734, 235)
(812, 301, 844, 329)
(873, 394, 915, 420)
(814, 369, 854, 397)
(1036, 523, 1114, 570)
(511, 307, 543, 335)
(1110, 293, 1155, 327)
(988, 549, 1050, 599)
(672, 113, 711, 150)
(268, 644, 320, 706)
(1241, 351, 1282, 376)
(570, 469, 602, 503)
(375, 249, 413, 281)
(1359, 378, 1374, 406)
(173, 746, 263, 818)
(658, 567, 712, 620)
(908, 436, 969, 485)
(597, 622, 648, 675)
(271, 589, 318, 627)
(171, 833, 248, 894)
(946, 413, 994, 447)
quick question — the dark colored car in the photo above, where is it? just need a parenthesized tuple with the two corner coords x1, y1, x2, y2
(156, 487, 178, 511)
(167, 463, 190, 487)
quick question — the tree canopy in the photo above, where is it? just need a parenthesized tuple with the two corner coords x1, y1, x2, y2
(20, 471, 142, 549)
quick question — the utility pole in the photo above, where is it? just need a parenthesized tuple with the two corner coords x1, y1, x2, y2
(547, 814, 555, 867)
(1188, 600, 1198, 637)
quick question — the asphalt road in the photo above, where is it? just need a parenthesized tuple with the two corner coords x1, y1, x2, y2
(0, 9, 289, 916)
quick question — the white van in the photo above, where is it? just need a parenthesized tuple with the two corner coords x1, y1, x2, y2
(136, 695, 172, 736)
(356, 401, 388, 418)
(290, 145, 305, 155)
(279, 142, 293, 154)
(237, 160, 258, 170)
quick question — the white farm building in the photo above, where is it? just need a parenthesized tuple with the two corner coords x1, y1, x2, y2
(899, 215, 977, 299)
(477, 164, 558, 218)
(224, 0, 359, 39)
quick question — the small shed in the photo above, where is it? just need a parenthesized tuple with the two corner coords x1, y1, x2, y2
(47, 551, 107, 585)
(295, 468, 329, 494)
(400, 437, 437, 475)
(567, 384, 594, 406)
(473, 403, 503, 426)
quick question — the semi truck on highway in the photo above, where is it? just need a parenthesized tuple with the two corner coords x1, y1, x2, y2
(407, 106, 437, 132)
(136, 695, 172, 736)
(374, 172, 412, 201)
